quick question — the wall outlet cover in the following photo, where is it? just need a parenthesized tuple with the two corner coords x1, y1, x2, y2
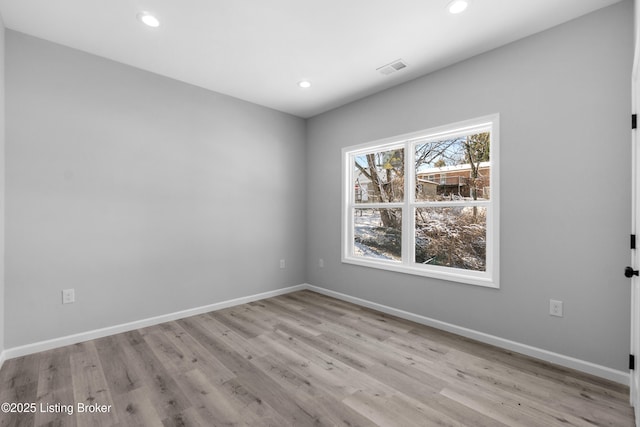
(550, 299, 563, 317)
(62, 288, 75, 304)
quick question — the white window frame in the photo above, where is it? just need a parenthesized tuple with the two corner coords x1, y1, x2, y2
(341, 114, 500, 288)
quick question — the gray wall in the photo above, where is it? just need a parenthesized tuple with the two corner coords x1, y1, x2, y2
(5, 31, 307, 348)
(0, 16, 5, 354)
(307, 1, 633, 371)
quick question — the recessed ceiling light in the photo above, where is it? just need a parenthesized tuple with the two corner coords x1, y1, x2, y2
(137, 12, 160, 28)
(448, 0, 469, 14)
(298, 80, 312, 89)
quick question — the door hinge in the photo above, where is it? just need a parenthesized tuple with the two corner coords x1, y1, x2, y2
(633, 114, 637, 130)
(632, 234, 636, 250)
(630, 354, 635, 370)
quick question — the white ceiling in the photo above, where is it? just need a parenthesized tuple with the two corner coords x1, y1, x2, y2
(0, 0, 624, 118)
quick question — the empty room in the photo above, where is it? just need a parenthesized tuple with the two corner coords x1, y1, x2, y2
(0, 0, 638, 426)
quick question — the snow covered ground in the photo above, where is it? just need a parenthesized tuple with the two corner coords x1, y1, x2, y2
(354, 241, 393, 260)
(353, 206, 486, 270)
(353, 209, 400, 261)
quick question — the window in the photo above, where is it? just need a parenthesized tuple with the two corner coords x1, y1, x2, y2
(342, 115, 499, 288)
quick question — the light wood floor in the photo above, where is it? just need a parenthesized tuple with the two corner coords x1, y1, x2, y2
(0, 290, 634, 426)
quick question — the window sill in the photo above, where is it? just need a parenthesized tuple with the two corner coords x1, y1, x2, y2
(342, 256, 499, 288)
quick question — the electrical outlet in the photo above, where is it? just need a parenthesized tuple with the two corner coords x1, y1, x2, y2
(280, 259, 286, 269)
(549, 299, 563, 317)
(319, 258, 325, 268)
(62, 289, 75, 304)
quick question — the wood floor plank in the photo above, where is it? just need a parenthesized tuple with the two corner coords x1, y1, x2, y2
(442, 346, 630, 420)
(211, 308, 266, 340)
(176, 316, 323, 425)
(69, 342, 118, 427)
(116, 331, 191, 421)
(275, 322, 377, 371)
(343, 388, 464, 427)
(410, 323, 631, 401)
(248, 351, 391, 427)
(258, 297, 323, 327)
(197, 314, 270, 360)
(95, 334, 142, 397)
(160, 406, 212, 427)
(34, 347, 76, 427)
(249, 333, 360, 400)
(111, 386, 164, 427)
(311, 321, 439, 372)
(0, 353, 41, 397)
(440, 386, 537, 427)
(0, 290, 634, 426)
(173, 369, 250, 426)
(248, 301, 323, 337)
(0, 355, 41, 427)
(148, 321, 236, 385)
(297, 395, 380, 427)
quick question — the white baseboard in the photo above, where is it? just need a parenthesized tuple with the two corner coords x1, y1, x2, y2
(2, 282, 629, 386)
(3, 284, 307, 361)
(306, 285, 629, 386)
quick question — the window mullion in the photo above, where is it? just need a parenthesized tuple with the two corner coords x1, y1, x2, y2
(403, 141, 414, 265)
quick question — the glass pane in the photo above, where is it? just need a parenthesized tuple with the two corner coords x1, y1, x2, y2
(415, 132, 490, 202)
(415, 207, 486, 271)
(353, 148, 404, 203)
(354, 208, 401, 261)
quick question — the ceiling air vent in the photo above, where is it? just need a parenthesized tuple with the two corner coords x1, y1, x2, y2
(377, 59, 408, 76)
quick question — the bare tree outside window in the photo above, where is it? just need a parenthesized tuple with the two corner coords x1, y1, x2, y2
(352, 148, 404, 259)
(414, 132, 490, 271)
